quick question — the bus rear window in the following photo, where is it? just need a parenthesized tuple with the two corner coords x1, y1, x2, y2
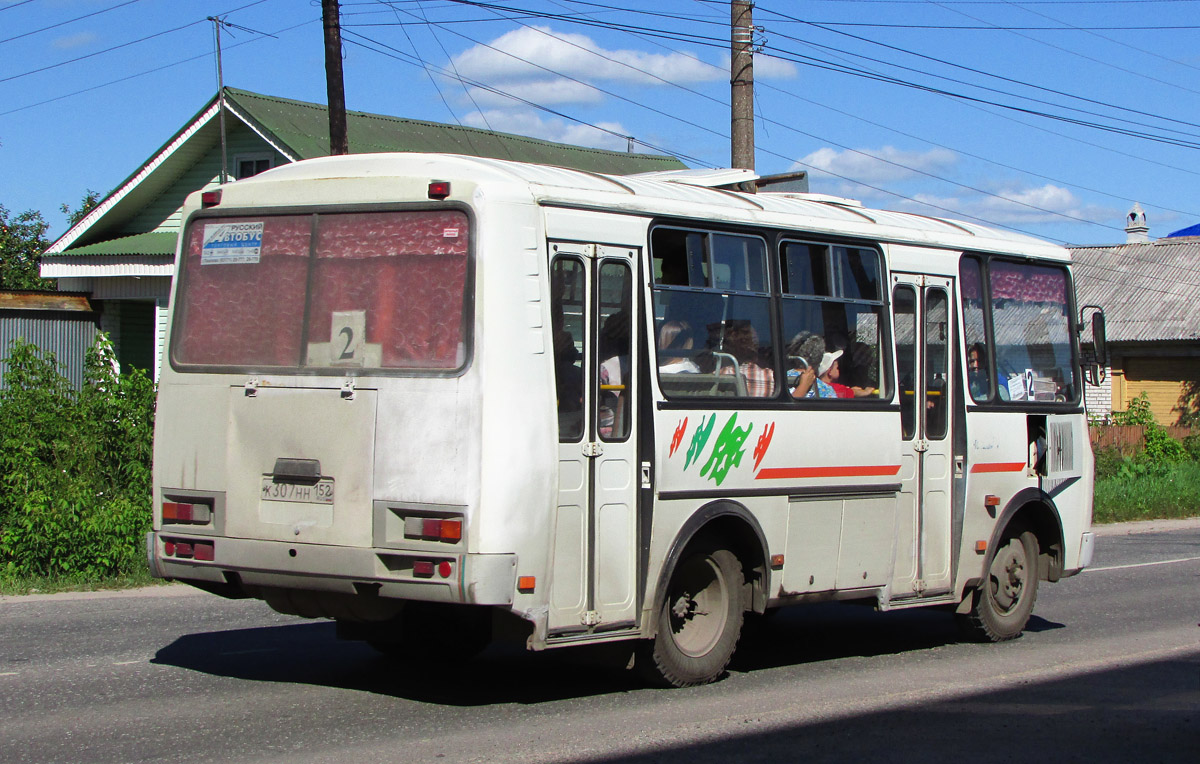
(173, 209, 469, 371)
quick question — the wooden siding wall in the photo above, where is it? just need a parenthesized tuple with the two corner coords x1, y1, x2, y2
(1114, 356, 1200, 426)
(127, 121, 289, 236)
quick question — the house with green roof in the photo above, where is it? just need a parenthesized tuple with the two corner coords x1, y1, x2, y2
(40, 87, 687, 378)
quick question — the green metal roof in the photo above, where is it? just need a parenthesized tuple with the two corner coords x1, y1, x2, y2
(58, 231, 177, 256)
(224, 88, 687, 175)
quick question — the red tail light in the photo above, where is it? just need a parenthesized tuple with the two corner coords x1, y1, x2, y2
(413, 560, 435, 578)
(163, 501, 212, 524)
(404, 516, 463, 542)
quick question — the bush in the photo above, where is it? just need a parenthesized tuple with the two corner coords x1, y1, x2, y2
(0, 337, 154, 583)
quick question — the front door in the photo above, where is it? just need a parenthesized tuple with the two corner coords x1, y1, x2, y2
(892, 274, 955, 599)
(547, 243, 640, 634)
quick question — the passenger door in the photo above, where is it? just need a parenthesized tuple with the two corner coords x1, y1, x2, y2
(892, 274, 955, 599)
(547, 243, 640, 635)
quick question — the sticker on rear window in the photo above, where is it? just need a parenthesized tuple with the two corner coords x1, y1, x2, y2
(202, 222, 264, 264)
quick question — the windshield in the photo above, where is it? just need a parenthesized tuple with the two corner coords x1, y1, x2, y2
(172, 209, 470, 372)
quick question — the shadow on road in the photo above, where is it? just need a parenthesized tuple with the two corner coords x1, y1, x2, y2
(151, 601, 1057, 705)
(585, 653, 1200, 764)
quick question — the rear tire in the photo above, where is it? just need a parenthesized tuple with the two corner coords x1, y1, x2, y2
(959, 529, 1040, 642)
(639, 544, 745, 687)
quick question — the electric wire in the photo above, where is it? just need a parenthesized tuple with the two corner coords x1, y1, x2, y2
(0, 0, 144, 46)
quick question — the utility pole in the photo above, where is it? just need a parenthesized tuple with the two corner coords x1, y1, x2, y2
(730, 0, 755, 171)
(322, 0, 349, 155)
(208, 17, 229, 184)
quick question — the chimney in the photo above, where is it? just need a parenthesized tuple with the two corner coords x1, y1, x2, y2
(1125, 202, 1149, 244)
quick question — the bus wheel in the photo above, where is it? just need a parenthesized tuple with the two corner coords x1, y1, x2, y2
(959, 529, 1040, 642)
(641, 544, 744, 687)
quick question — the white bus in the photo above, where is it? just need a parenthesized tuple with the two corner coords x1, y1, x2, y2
(149, 153, 1101, 687)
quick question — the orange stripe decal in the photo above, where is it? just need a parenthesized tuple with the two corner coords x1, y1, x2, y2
(756, 464, 902, 480)
(970, 462, 1027, 473)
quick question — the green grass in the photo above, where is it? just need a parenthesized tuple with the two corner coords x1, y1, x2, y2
(0, 563, 161, 596)
(1093, 461, 1200, 524)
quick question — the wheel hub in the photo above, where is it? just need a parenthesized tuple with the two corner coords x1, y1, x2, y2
(990, 541, 1026, 611)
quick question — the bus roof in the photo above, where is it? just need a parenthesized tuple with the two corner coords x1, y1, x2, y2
(222, 152, 1070, 261)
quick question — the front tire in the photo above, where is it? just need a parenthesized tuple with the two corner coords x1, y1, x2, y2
(959, 529, 1040, 642)
(640, 544, 745, 687)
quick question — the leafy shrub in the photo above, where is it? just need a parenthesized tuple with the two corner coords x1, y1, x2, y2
(0, 337, 154, 582)
(1183, 432, 1200, 462)
(1109, 392, 1157, 426)
(1092, 446, 1126, 480)
(1139, 422, 1188, 465)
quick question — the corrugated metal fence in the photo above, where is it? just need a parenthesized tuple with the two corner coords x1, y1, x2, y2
(0, 309, 100, 390)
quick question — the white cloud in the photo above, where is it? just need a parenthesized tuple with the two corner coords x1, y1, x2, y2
(798, 145, 959, 186)
(463, 78, 605, 108)
(903, 185, 1116, 226)
(716, 51, 798, 79)
(463, 109, 629, 152)
(52, 32, 97, 50)
(452, 26, 724, 104)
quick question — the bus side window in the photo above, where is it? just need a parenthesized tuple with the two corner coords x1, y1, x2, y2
(552, 257, 586, 441)
(780, 241, 886, 401)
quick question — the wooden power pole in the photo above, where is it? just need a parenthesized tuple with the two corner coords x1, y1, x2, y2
(731, 0, 755, 171)
(322, 0, 349, 155)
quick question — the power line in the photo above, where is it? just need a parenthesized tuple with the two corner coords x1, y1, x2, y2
(0, 0, 143, 46)
(0, 18, 311, 118)
(348, 10, 1103, 242)
(341, 28, 714, 166)
(926, 0, 1200, 96)
(0, 0, 270, 85)
(433, 0, 1200, 149)
(758, 5, 1200, 134)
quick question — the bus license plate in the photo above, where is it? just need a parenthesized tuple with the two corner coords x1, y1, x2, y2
(261, 478, 335, 505)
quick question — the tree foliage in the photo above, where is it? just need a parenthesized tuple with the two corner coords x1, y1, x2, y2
(0, 204, 51, 290)
(61, 189, 102, 229)
(0, 337, 155, 580)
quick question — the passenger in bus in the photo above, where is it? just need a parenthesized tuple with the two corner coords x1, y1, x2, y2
(840, 341, 880, 398)
(968, 342, 1010, 401)
(657, 320, 700, 373)
(813, 350, 844, 398)
(598, 310, 631, 437)
(713, 319, 775, 397)
(786, 333, 824, 399)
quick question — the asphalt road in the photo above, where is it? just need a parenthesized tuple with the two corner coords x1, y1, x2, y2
(2, 521, 1197, 764)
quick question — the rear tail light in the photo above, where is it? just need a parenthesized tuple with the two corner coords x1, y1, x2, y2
(404, 515, 463, 542)
(162, 500, 212, 524)
(412, 559, 453, 579)
(413, 560, 435, 578)
(162, 538, 214, 561)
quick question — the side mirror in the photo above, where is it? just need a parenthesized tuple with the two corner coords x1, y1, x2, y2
(1091, 311, 1107, 367)
(1079, 305, 1107, 366)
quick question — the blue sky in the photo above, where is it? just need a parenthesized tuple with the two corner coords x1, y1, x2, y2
(3, 0, 1200, 247)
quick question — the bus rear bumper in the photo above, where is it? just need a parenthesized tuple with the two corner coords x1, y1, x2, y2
(147, 532, 517, 606)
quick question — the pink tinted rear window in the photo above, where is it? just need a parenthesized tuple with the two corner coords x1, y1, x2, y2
(174, 215, 311, 366)
(308, 211, 468, 369)
(173, 210, 470, 371)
